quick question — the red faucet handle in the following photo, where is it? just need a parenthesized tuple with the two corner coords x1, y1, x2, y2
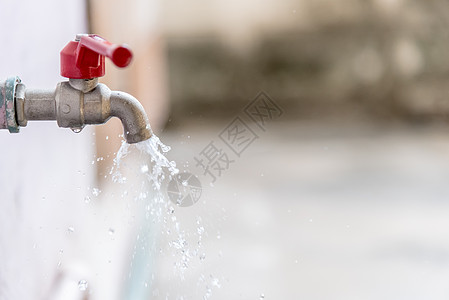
(78, 35, 133, 68)
(60, 34, 133, 79)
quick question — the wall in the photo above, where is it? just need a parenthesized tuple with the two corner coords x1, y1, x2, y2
(0, 1, 93, 299)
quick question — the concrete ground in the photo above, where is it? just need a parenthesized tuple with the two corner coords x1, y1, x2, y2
(146, 121, 449, 299)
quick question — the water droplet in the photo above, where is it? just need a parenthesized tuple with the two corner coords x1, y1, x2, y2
(211, 276, 221, 288)
(199, 253, 206, 260)
(71, 127, 83, 133)
(84, 196, 91, 204)
(78, 280, 88, 291)
(141, 164, 149, 173)
(105, 136, 109, 140)
(92, 188, 101, 196)
(197, 226, 205, 235)
(67, 226, 75, 233)
(260, 293, 265, 299)
(108, 228, 115, 235)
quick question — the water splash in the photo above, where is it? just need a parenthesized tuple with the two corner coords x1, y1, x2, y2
(111, 134, 216, 298)
(111, 135, 178, 187)
(111, 142, 130, 183)
(135, 135, 178, 191)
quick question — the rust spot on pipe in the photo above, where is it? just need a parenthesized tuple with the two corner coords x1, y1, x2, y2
(0, 82, 7, 129)
(5, 77, 20, 133)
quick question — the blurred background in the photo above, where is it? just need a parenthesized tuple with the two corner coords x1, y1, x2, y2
(3, 0, 449, 299)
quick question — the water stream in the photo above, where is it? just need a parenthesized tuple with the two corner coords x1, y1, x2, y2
(109, 134, 216, 299)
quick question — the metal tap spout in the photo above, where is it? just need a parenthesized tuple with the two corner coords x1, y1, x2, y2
(110, 91, 152, 144)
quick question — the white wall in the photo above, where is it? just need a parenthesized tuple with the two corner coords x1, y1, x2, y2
(0, 1, 94, 299)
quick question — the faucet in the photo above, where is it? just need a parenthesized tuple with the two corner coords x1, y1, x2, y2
(0, 34, 152, 144)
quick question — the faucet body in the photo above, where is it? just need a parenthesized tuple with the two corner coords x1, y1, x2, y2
(1, 77, 151, 144)
(0, 34, 152, 144)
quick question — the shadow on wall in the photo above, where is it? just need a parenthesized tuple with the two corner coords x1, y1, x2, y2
(165, 0, 449, 126)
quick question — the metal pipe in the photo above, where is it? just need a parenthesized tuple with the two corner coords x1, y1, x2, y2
(24, 89, 56, 120)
